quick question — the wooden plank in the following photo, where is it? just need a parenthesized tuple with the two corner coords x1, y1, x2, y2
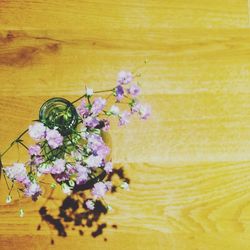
(0, 162, 250, 250)
(0, 0, 248, 29)
(1, 29, 250, 97)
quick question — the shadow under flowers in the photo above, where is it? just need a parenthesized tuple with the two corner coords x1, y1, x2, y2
(37, 166, 130, 244)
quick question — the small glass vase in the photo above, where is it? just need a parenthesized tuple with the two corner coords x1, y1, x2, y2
(39, 97, 78, 136)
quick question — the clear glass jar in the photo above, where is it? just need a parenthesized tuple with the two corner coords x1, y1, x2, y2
(39, 97, 78, 136)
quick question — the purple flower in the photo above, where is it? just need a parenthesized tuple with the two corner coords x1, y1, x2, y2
(51, 163, 76, 182)
(87, 134, 110, 158)
(115, 85, 124, 102)
(102, 119, 110, 132)
(33, 155, 44, 165)
(92, 182, 107, 198)
(24, 182, 42, 200)
(46, 129, 63, 149)
(87, 133, 102, 148)
(77, 99, 89, 117)
(98, 145, 110, 158)
(131, 102, 151, 119)
(119, 111, 131, 126)
(139, 104, 151, 120)
(75, 163, 89, 185)
(117, 71, 133, 85)
(51, 159, 66, 174)
(91, 97, 106, 116)
(131, 101, 141, 114)
(127, 84, 140, 97)
(104, 161, 113, 173)
(28, 145, 41, 156)
(28, 122, 46, 141)
(66, 164, 77, 175)
(86, 200, 95, 210)
(84, 116, 99, 128)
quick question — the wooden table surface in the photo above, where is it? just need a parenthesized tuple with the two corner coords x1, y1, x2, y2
(1, 0, 250, 249)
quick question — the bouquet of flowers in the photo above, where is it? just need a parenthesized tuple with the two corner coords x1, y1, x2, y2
(0, 70, 150, 214)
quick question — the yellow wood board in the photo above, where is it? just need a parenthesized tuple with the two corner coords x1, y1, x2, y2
(1, 1, 250, 249)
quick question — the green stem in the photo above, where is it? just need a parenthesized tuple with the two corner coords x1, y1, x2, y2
(8, 181, 14, 195)
(72, 94, 86, 104)
(18, 141, 29, 151)
(0, 129, 28, 159)
(93, 88, 114, 94)
(63, 87, 115, 108)
(0, 144, 13, 159)
(16, 129, 29, 141)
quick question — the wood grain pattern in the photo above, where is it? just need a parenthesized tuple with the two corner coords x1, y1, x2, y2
(1, 0, 250, 249)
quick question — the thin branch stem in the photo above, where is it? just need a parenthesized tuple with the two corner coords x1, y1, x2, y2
(93, 88, 114, 94)
(18, 141, 29, 151)
(0, 129, 28, 159)
(72, 94, 86, 104)
(0, 144, 13, 158)
(8, 181, 14, 195)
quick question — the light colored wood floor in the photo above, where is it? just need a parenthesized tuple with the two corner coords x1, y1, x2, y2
(1, 0, 250, 249)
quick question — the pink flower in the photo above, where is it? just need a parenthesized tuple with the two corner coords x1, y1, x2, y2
(98, 145, 110, 158)
(46, 129, 63, 149)
(86, 155, 103, 168)
(77, 99, 89, 117)
(4, 163, 29, 184)
(139, 104, 151, 120)
(127, 84, 140, 97)
(131, 101, 141, 114)
(66, 164, 77, 175)
(87, 134, 110, 158)
(28, 145, 41, 156)
(75, 163, 89, 185)
(131, 102, 151, 119)
(91, 97, 106, 116)
(86, 200, 95, 210)
(28, 122, 46, 141)
(24, 182, 42, 199)
(33, 155, 44, 165)
(92, 182, 107, 198)
(51, 159, 66, 174)
(119, 111, 131, 126)
(104, 161, 113, 173)
(84, 116, 99, 128)
(117, 71, 133, 85)
(102, 119, 110, 132)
